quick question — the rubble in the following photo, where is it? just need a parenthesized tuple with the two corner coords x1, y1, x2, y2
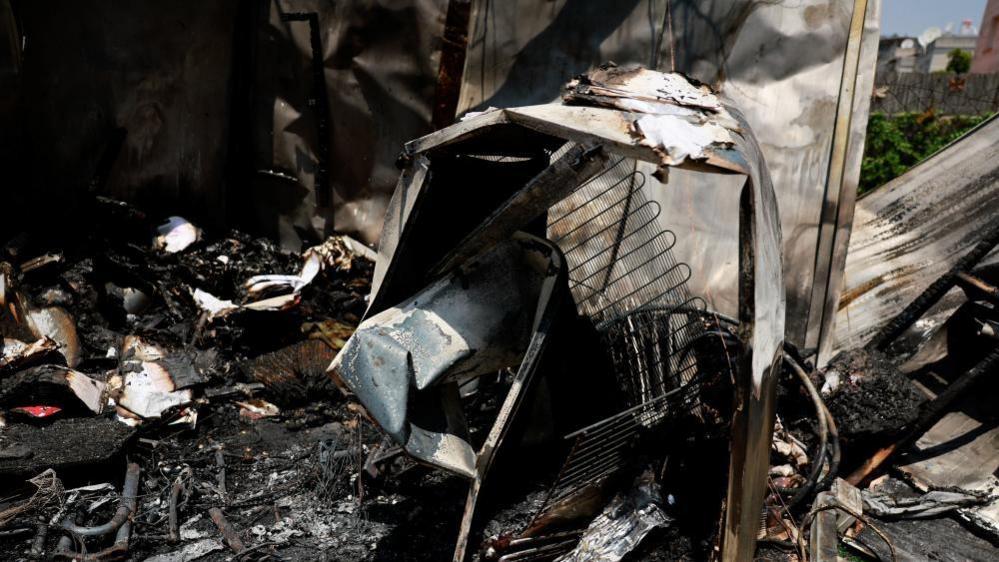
(553, 470, 669, 562)
(0, 61, 997, 562)
(0, 194, 381, 560)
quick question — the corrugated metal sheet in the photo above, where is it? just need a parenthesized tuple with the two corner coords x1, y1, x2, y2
(833, 114, 999, 352)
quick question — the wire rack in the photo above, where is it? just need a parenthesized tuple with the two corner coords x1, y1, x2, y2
(526, 152, 737, 534)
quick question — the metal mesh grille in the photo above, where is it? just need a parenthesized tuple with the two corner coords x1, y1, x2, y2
(527, 154, 734, 529)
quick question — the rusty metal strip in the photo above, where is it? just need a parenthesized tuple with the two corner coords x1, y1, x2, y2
(432, 0, 473, 129)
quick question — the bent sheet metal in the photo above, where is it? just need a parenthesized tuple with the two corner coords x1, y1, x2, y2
(332, 66, 785, 562)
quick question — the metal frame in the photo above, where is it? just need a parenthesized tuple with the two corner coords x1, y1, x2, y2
(355, 87, 784, 561)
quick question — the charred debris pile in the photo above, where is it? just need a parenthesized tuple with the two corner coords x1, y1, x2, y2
(1, 67, 998, 562)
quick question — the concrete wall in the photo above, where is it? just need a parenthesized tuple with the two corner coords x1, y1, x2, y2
(972, 0, 999, 73)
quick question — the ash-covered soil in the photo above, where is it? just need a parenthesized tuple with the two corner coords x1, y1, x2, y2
(0, 202, 470, 561)
(823, 348, 924, 444)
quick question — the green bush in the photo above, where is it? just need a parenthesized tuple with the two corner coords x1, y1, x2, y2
(859, 111, 993, 195)
(946, 49, 972, 74)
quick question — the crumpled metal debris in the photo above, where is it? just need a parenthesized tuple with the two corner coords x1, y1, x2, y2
(331, 233, 565, 477)
(863, 488, 998, 519)
(245, 236, 354, 296)
(555, 471, 669, 562)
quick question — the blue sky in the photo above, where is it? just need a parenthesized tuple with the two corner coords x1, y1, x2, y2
(882, 0, 986, 37)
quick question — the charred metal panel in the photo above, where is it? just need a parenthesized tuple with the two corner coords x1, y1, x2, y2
(0, 0, 19, 210)
(457, 0, 880, 353)
(833, 115, 999, 352)
(332, 233, 566, 478)
(251, 0, 449, 247)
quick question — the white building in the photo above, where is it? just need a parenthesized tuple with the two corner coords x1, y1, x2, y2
(916, 34, 978, 73)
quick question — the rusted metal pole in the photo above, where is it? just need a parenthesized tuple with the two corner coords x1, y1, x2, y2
(168, 477, 185, 543)
(431, 0, 472, 129)
(215, 449, 227, 503)
(209, 507, 246, 554)
(955, 271, 999, 304)
(55, 463, 140, 561)
(61, 463, 140, 537)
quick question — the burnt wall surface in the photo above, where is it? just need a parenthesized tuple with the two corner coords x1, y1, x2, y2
(2, 0, 447, 251)
(240, 0, 446, 249)
(1, 0, 879, 357)
(5, 0, 238, 231)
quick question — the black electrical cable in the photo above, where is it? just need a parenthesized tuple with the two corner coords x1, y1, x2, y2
(668, 317, 841, 514)
(672, 327, 741, 373)
(775, 353, 830, 510)
(814, 399, 841, 494)
(673, 320, 838, 508)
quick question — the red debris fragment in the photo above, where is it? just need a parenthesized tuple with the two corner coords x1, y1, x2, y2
(11, 405, 62, 418)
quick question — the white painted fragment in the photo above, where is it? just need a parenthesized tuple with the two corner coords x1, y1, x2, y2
(154, 216, 201, 253)
(236, 399, 280, 420)
(191, 289, 239, 319)
(242, 293, 299, 311)
(118, 361, 192, 419)
(613, 70, 722, 111)
(244, 274, 308, 295)
(632, 114, 733, 164)
(141, 538, 223, 562)
(65, 370, 107, 414)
